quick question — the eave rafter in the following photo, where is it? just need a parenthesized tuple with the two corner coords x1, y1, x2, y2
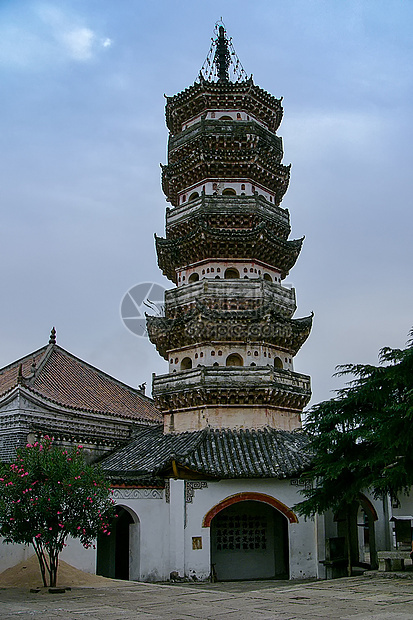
(155, 223, 303, 283)
(165, 79, 284, 134)
(146, 302, 313, 359)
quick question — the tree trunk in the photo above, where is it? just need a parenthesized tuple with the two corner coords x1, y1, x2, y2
(32, 542, 48, 588)
(345, 505, 352, 577)
(49, 551, 59, 587)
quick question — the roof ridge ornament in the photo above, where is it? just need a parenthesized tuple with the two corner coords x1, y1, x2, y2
(199, 20, 247, 83)
(49, 326, 56, 345)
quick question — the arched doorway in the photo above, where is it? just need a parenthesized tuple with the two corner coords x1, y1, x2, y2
(336, 494, 378, 571)
(207, 498, 290, 580)
(181, 357, 192, 370)
(96, 506, 140, 580)
(224, 267, 240, 279)
(226, 353, 243, 367)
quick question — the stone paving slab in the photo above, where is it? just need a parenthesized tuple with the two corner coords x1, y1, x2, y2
(1, 575, 413, 619)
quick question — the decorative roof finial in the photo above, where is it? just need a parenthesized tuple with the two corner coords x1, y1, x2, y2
(215, 25, 230, 82)
(49, 327, 56, 345)
(199, 21, 247, 83)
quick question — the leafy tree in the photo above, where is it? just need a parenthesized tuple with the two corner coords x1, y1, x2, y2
(294, 331, 413, 574)
(0, 437, 116, 587)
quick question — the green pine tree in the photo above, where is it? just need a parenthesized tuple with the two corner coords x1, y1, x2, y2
(295, 329, 413, 575)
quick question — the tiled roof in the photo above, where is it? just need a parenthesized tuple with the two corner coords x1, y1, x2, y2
(0, 343, 162, 424)
(101, 425, 312, 479)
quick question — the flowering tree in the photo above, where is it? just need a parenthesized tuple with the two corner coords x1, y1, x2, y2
(0, 437, 117, 587)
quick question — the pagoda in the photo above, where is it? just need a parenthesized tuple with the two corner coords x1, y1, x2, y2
(147, 25, 312, 434)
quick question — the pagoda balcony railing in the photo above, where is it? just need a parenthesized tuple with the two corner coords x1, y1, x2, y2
(152, 365, 311, 396)
(168, 119, 283, 154)
(164, 279, 296, 314)
(166, 194, 290, 228)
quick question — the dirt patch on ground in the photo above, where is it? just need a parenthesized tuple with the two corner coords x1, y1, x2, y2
(0, 554, 117, 588)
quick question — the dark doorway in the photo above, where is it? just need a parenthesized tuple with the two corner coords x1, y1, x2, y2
(97, 506, 135, 580)
(210, 501, 289, 580)
(336, 497, 378, 571)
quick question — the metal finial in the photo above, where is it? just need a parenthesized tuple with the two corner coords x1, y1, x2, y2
(199, 22, 247, 83)
(49, 327, 56, 344)
(214, 25, 230, 81)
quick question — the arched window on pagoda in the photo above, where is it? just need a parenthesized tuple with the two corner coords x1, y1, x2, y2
(263, 273, 272, 282)
(274, 357, 283, 369)
(219, 115, 232, 120)
(188, 273, 199, 283)
(222, 188, 236, 196)
(224, 267, 240, 279)
(181, 357, 192, 370)
(189, 192, 199, 201)
(226, 353, 243, 367)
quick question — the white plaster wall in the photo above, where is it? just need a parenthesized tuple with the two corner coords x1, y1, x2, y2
(177, 260, 282, 286)
(60, 536, 96, 573)
(183, 109, 267, 130)
(112, 493, 169, 582)
(178, 180, 276, 205)
(0, 538, 33, 572)
(368, 494, 389, 552)
(169, 345, 293, 373)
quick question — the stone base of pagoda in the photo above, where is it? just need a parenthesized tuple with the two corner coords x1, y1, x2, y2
(152, 365, 311, 433)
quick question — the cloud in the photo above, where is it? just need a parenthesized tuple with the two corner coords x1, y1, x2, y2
(60, 26, 95, 61)
(0, 3, 112, 68)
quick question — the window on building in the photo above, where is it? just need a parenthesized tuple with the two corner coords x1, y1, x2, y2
(181, 357, 192, 370)
(226, 353, 243, 367)
(189, 273, 199, 283)
(189, 192, 199, 201)
(222, 188, 236, 196)
(274, 357, 283, 369)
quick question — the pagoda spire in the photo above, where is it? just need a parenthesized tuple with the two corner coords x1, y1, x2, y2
(199, 22, 247, 83)
(214, 25, 230, 81)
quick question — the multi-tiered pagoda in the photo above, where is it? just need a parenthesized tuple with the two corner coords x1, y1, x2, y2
(147, 26, 312, 433)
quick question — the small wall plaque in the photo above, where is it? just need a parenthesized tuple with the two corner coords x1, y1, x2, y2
(192, 536, 202, 550)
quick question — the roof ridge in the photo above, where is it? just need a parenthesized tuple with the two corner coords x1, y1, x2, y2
(0, 345, 48, 376)
(29, 342, 56, 384)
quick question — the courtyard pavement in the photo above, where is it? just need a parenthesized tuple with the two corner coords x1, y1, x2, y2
(1, 574, 413, 619)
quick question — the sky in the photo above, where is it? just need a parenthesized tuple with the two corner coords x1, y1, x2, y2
(1, 0, 412, 408)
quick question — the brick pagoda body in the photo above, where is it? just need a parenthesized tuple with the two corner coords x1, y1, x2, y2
(148, 26, 312, 434)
